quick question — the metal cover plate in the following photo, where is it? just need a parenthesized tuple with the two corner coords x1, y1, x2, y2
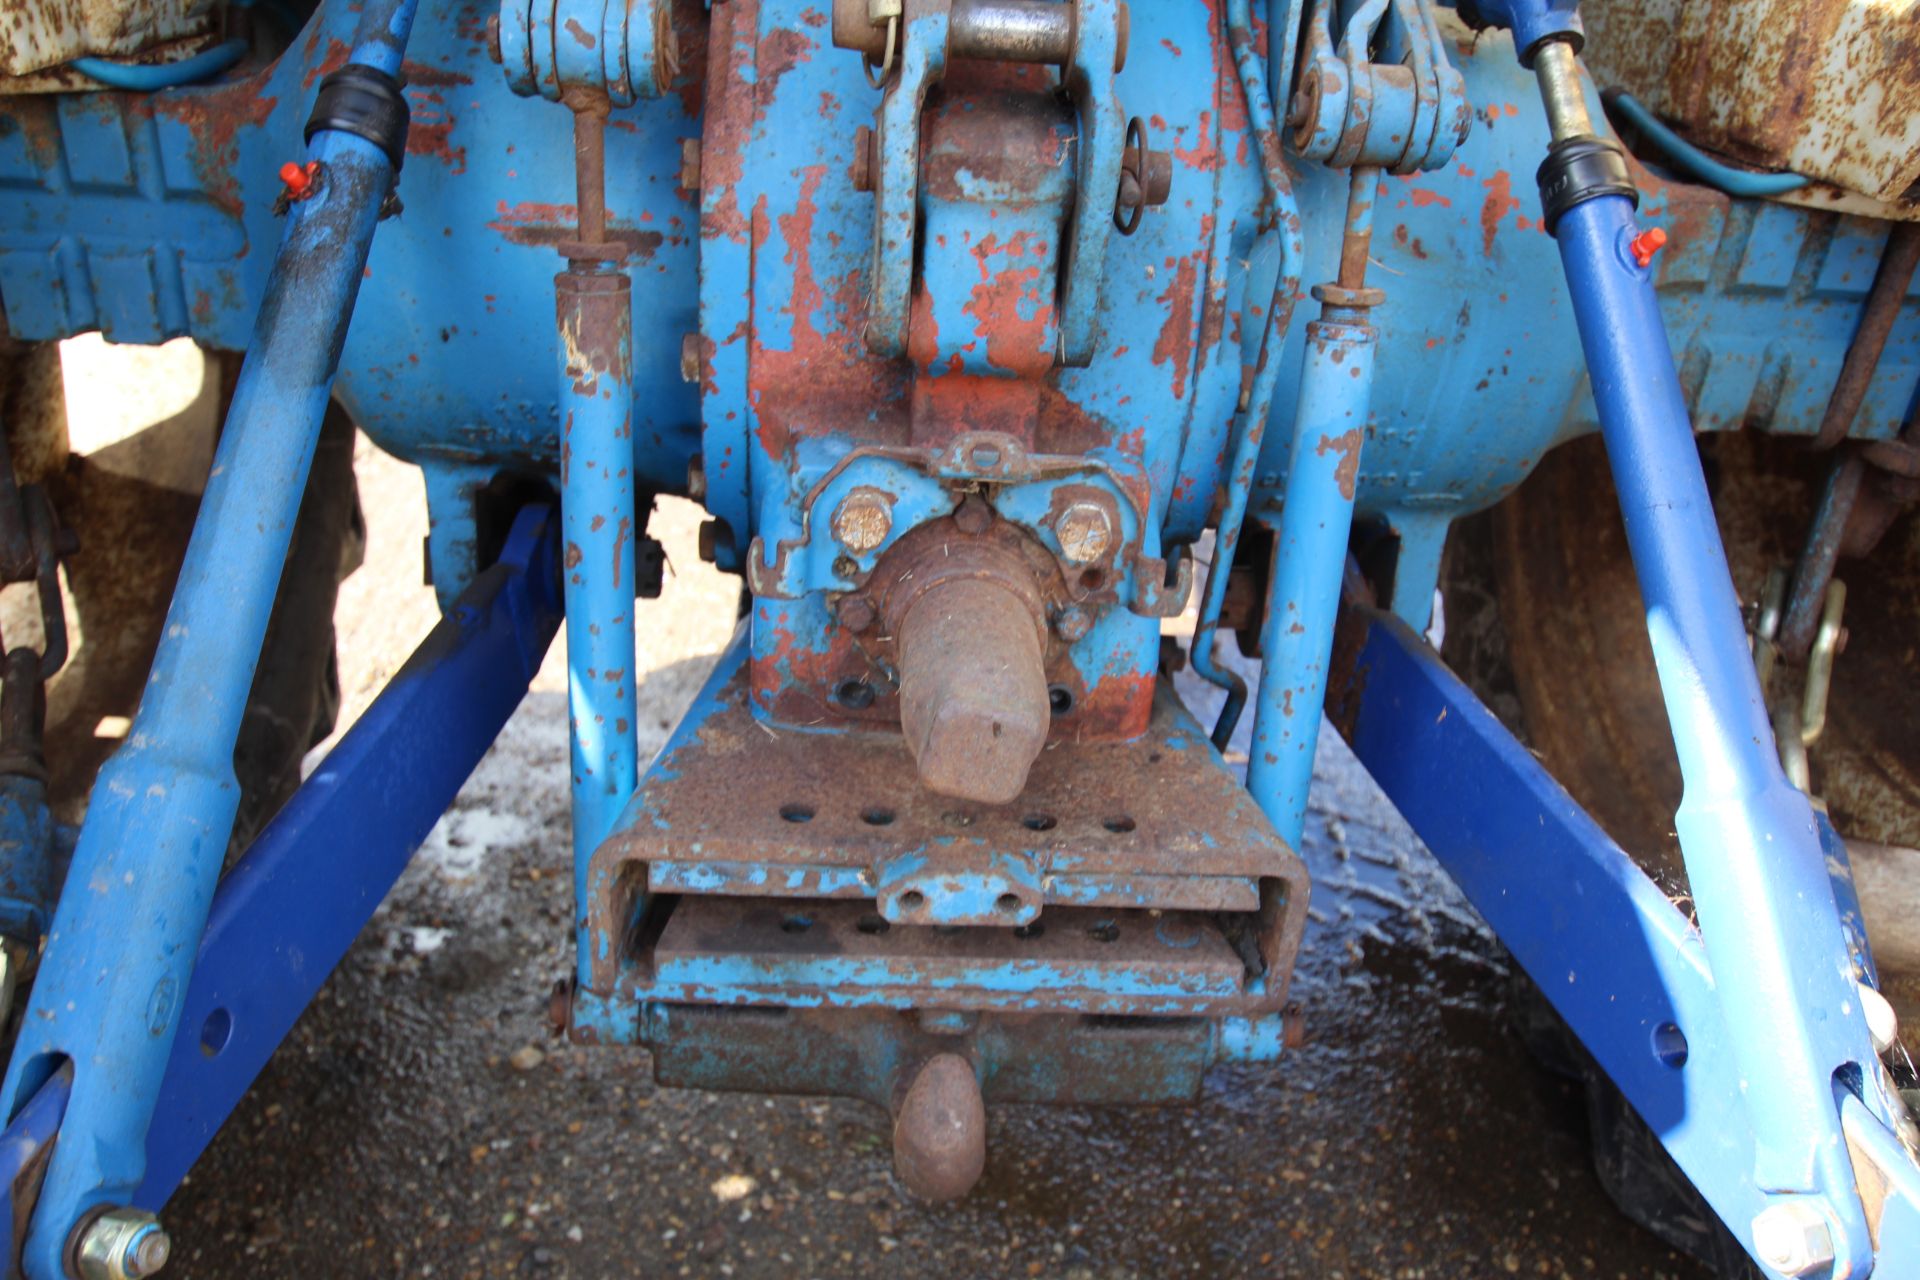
(585, 634, 1310, 1010)
(593, 637, 1295, 903)
(640, 897, 1254, 1016)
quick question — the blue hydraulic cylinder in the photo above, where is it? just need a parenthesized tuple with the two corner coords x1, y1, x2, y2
(1556, 190, 1881, 1268)
(1246, 311, 1377, 846)
(556, 266, 640, 974)
(0, 3, 418, 1273)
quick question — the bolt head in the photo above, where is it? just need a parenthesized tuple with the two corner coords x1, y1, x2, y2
(485, 14, 502, 64)
(1055, 501, 1114, 565)
(837, 595, 878, 632)
(125, 1224, 170, 1279)
(75, 1208, 171, 1280)
(679, 332, 703, 384)
(1751, 1201, 1835, 1276)
(952, 495, 993, 536)
(832, 490, 894, 554)
(1054, 605, 1092, 643)
(679, 137, 702, 190)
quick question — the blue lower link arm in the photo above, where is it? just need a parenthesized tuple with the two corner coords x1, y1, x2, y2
(1557, 190, 1881, 1261)
(0, 3, 418, 1274)
(1464, 2, 1901, 1269)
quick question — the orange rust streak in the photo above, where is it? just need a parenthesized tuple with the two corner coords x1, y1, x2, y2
(1151, 254, 1202, 401)
(911, 375, 1041, 448)
(750, 169, 910, 454)
(961, 232, 1055, 377)
(1479, 170, 1520, 257)
(1173, 108, 1222, 172)
(1315, 428, 1363, 502)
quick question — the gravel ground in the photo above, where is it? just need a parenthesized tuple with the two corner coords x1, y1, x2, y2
(56, 338, 1711, 1279)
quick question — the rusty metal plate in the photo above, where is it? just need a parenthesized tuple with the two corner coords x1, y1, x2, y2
(592, 636, 1299, 916)
(640, 896, 1258, 1016)
(584, 635, 1310, 1011)
(1582, 0, 1920, 206)
(0, 0, 213, 78)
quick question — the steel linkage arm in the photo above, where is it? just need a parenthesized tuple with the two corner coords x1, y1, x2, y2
(136, 506, 563, 1204)
(1330, 602, 1920, 1280)
(1465, 2, 1910, 1275)
(0, 506, 561, 1265)
(0, 4, 420, 1275)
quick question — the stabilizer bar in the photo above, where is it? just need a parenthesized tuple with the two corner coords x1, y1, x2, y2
(0, 11, 421, 1265)
(1329, 601, 1920, 1278)
(136, 505, 563, 1206)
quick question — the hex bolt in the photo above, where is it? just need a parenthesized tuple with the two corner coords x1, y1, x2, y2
(837, 594, 878, 632)
(831, 490, 893, 554)
(1055, 501, 1114, 565)
(679, 332, 702, 384)
(952, 493, 993, 536)
(1053, 604, 1091, 643)
(1751, 1201, 1836, 1277)
(485, 14, 502, 64)
(686, 453, 707, 503)
(74, 1208, 172, 1280)
(851, 125, 876, 192)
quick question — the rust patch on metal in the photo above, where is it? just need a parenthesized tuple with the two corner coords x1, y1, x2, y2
(756, 24, 814, 105)
(587, 662, 1310, 1009)
(959, 230, 1054, 376)
(303, 37, 353, 90)
(1151, 253, 1201, 400)
(1478, 169, 1518, 257)
(919, 66, 1069, 204)
(1316, 427, 1363, 501)
(400, 59, 472, 89)
(402, 60, 473, 173)
(1583, 0, 1920, 204)
(489, 200, 664, 256)
(143, 72, 279, 217)
(750, 167, 911, 457)
(698, 0, 754, 244)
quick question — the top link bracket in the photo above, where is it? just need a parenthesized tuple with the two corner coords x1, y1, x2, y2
(496, 0, 678, 106)
(834, 0, 1139, 368)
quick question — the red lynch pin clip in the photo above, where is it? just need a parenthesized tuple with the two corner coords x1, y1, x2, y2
(1629, 226, 1668, 269)
(278, 161, 322, 202)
